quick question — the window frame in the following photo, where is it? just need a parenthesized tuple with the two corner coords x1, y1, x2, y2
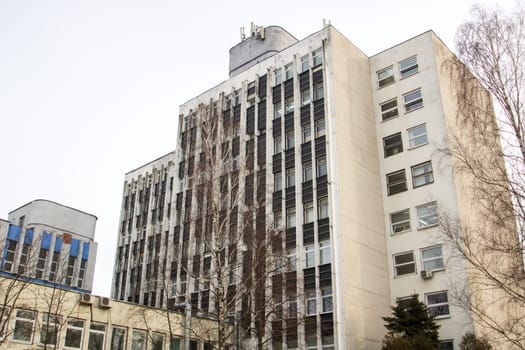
(403, 88, 423, 112)
(64, 318, 85, 350)
(13, 309, 36, 344)
(411, 161, 434, 188)
(390, 209, 411, 234)
(286, 208, 296, 229)
(303, 161, 313, 182)
(416, 201, 438, 229)
(285, 130, 295, 150)
(302, 124, 312, 143)
(274, 135, 282, 154)
(285, 96, 294, 114)
(301, 88, 311, 106)
(151, 332, 165, 350)
(393, 251, 416, 277)
(110, 326, 127, 350)
(305, 290, 316, 315)
(305, 245, 315, 268)
(321, 287, 333, 313)
(377, 66, 395, 88)
(131, 329, 147, 350)
(286, 167, 295, 188)
(87, 322, 106, 350)
(317, 157, 327, 177)
(301, 55, 310, 72)
(315, 118, 326, 138)
(312, 48, 323, 66)
(274, 68, 282, 85)
(383, 132, 403, 157)
(318, 197, 329, 219)
(285, 63, 293, 80)
(407, 124, 428, 149)
(273, 101, 282, 119)
(314, 82, 324, 101)
(439, 340, 454, 350)
(380, 98, 399, 121)
(386, 169, 407, 196)
(421, 245, 445, 272)
(399, 56, 419, 79)
(304, 202, 315, 223)
(319, 240, 331, 264)
(40, 312, 61, 346)
(425, 291, 450, 319)
(274, 172, 283, 192)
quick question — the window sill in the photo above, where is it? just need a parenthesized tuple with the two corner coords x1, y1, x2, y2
(390, 229, 411, 236)
(417, 223, 439, 231)
(433, 315, 451, 320)
(413, 181, 434, 189)
(404, 105, 424, 114)
(380, 114, 401, 123)
(399, 71, 419, 80)
(407, 142, 429, 151)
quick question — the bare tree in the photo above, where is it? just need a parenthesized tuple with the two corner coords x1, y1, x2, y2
(440, 4, 525, 349)
(164, 96, 300, 350)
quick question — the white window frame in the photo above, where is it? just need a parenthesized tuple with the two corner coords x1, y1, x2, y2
(274, 135, 282, 154)
(377, 66, 395, 88)
(131, 329, 147, 350)
(88, 323, 106, 350)
(312, 48, 323, 66)
(318, 197, 329, 219)
(399, 56, 419, 79)
(393, 251, 416, 277)
(301, 89, 311, 106)
(386, 169, 407, 195)
(380, 98, 399, 121)
(390, 209, 411, 234)
(274, 211, 283, 229)
(321, 287, 333, 313)
(305, 290, 316, 315)
(439, 339, 454, 350)
(425, 291, 450, 318)
(303, 161, 313, 182)
(40, 312, 61, 346)
(110, 326, 127, 350)
(412, 161, 434, 188)
(13, 309, 36, 344)
(407, 124, 428, 148)
(286, 167, 295, 188)
(274, 172, 283, 192)
(64, 318, 85, 350)
(287, 248, 296, 269)
(285, 130, 295, 150)
(285, 96, 294, 114)
(315, 118, 326, 137)
(416, 201, 438, 229)
(274, 101, 282, 119)
(151, 332, 165, 350)
(403, 88, 423, 112)
(285, 63, 293, 80)
(314, 82, 324, 101)
(303, 124, 312, 143)
(305, 245, 315, 267)
(301, 55, 310, 72)
(319, 240, 331, 264)
(274, 68, 282, 85)
(421, 246, 444, 272)
(317, 157, 327, 177)
(286, 208, 296, 229)
(304, 202, 315, 223)
(383, 132, 403, 157)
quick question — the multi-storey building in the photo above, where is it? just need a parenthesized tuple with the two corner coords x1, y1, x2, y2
(112, 24, 503, 349)
(1, 199, 98, 292)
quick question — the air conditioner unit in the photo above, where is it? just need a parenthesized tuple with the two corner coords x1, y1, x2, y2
(421, 269, 433, 279)
(99, 296, 112, 308)
(80, 293, 93, 305)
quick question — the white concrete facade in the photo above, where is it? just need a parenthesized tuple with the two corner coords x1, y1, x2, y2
(112, 26, 502, 350)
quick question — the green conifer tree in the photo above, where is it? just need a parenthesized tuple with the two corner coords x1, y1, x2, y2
(382, 294, 440, 350)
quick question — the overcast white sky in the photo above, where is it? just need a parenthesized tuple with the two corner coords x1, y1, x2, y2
(0, 0, 517, 296)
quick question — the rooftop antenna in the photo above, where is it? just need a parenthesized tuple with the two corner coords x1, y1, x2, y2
(240, 27, 246, 41)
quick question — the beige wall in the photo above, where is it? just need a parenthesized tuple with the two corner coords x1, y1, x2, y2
(0, 277, 221, 350)
(327, 27, 391, 350)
